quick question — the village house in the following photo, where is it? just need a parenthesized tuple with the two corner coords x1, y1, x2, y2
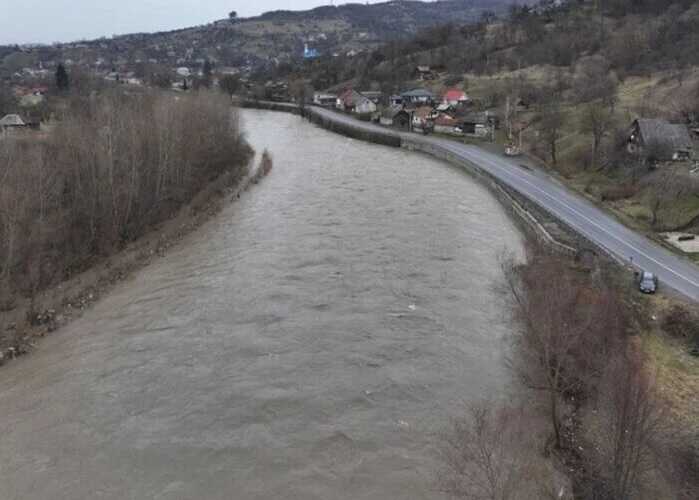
(411, 106, 434, 133)
(514, 97, 530, 112)
(380, 106, 411, 129)
(414, 65, 435, 81)
(458, 111, 495, 138)
(436, 102, 455, 113)
(441, 88, 469, 107)
(401, 88, 435, 106)
(13, 85, 47, 107)
(0, 114, 26, 129)
(336, 89, 377, 115)
(313, 92, 337, 107)
(358, 91, 383, 105)
(628, 118, 694, 161)
(389, 95, 403, 107)
(0, 114, 39, 136)
(434, 114, 461, 136)
(355, 94, 377, 115)
(303, 43, 320, 59)
(124, 77, 143, 86)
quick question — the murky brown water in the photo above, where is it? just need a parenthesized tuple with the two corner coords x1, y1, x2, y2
(0, 110, 523, 500)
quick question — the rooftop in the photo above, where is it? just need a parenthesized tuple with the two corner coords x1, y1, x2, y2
(636, 118, 692, 152)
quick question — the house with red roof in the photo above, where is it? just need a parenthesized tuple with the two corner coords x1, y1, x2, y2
(442, 89, 469, 107)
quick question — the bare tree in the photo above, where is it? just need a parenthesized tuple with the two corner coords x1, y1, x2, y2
(572, 55, 618, 108)
(289, 79, 313, 111)
(501, 248, 626, 450)
(643, 167, 687, 228)
(437, 403, 531, 500)
(0, 139, 29, 307)
(0, 81, 17, 115)
(592, 347, 668, 500)
(580, 102, 616, 170)
(539, 104, 565, 167)
(219, 74, 241, 97)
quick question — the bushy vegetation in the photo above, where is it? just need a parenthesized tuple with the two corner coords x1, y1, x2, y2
(439, 246, 698, 500)
(0, 81, 17, 116)
(0, 90, 251, 308)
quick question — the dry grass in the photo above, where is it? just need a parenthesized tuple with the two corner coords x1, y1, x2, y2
(640, 298, 699, 428)
(645, 333, 699, 424)
(617, 67, 699, 118)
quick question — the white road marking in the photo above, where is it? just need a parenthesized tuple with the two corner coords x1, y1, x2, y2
(447, 144, 699, 291)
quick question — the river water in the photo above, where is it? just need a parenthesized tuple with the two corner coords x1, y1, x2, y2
(0, 110, 522, 499)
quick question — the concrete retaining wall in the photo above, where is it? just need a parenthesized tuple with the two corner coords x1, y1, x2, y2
(401, 137, 578, 257)
(236, 99, 303, 115)
(305, 108, 401, 148)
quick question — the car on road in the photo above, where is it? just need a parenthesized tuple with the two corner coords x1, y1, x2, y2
(638, 271, 658, 294)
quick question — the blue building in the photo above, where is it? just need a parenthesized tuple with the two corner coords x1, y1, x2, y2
(304, 44, 320, 59)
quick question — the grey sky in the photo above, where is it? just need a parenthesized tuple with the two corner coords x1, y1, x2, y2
(0, 0, 387, 45)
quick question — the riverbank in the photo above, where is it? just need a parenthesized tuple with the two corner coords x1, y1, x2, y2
(0, 153, 270, 366)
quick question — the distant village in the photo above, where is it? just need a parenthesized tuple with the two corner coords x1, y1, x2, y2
(316, 84, 497, 139)
(302, 65, 696, 165)
(2, 54, 697, 168)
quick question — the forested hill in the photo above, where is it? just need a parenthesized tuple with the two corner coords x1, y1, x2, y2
(252, 0, 525, 35)
(309, 0, 699, 95)
(0, 1, 531, 77)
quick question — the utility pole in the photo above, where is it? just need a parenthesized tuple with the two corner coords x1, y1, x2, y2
(505, 95, 512, 142)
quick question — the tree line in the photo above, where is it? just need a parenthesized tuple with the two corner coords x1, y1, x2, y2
(0, 90, 252, 309)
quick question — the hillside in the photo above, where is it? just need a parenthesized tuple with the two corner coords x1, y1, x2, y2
(0, 1, 529, 77)
(309, 0, 699, 230)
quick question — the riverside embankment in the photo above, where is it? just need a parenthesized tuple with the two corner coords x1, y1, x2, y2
(251, 101, 699, 301)
(0, 147, 263, 364)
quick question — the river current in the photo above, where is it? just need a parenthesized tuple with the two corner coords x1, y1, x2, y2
(0, 110, 523, 499)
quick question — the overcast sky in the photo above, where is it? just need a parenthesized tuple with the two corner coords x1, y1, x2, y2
(1, 0, 391, 45)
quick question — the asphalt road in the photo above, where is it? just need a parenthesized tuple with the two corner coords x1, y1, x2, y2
(310, 106, 699, 301)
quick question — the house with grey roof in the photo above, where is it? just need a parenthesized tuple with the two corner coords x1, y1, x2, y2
(358, 91, 383, 104)
(401, 88, 435, 106)
(628, 118, 694, 161)
(0, 114, 26, 129)
(414, 66, 435, 81)
(380, 106, 410, 129)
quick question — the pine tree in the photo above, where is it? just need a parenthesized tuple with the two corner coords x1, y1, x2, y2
(56, 64, 69, 91)
(202, 60, 213, 89)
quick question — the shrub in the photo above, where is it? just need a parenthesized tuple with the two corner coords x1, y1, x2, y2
(661, 305, 699, 356)
(600, 184, 638, 202)
(662, 305, 697, 340)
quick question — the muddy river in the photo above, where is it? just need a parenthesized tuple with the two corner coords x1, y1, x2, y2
(0, 110, 523, 499)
